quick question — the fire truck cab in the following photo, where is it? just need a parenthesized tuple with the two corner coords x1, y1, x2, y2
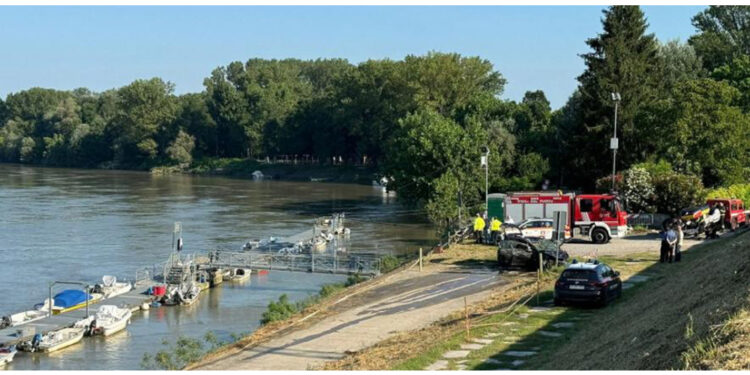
(490, 192, 628, 244)
(573, 194, 628, 244)
(706, 198, 747, 230)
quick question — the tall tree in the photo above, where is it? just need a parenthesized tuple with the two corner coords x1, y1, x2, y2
(110, 78, 177, 166)
(574, 5, 660, 189)
(689, 6, 750, 72)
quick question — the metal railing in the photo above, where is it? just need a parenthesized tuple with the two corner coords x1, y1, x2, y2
(203, 250, 382, 276)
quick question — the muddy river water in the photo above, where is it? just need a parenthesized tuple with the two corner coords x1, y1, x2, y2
(0, 164, 435, 370)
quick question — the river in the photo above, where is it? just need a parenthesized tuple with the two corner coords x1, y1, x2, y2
(0, 164, 435, 370)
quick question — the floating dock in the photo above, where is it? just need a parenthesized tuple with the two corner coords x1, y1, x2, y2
(0, 285, 155, 347)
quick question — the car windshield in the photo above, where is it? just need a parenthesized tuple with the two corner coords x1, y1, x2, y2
(561, 269, 597, 280)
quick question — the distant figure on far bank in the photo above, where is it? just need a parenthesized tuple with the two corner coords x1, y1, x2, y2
(473, 213, 486, 244)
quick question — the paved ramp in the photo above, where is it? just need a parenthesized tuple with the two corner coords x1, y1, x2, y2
(197, 269, 505, 370)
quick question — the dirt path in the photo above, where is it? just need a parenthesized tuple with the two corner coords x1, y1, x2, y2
(195, 263, 507, 370)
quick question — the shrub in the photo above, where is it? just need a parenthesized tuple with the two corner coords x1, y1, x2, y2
(260, 294, 298, 324)
(379, 255, 402, 274)
(651, 172, 705, 215)
(706, 183, 750, 205)
(621, 167, 656, 212)
(345, 273, 367, 286)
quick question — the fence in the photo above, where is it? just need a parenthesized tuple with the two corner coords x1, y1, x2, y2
(627, 213, 670, 229)
(203, 250, 383, 276)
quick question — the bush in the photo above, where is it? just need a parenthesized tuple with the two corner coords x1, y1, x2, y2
(260, 294, 298, 325)
(651, 172, 705, 215)
(379, 255, 402, 274)
(706, 183, 750, 205)
(319, 283, 345, 298)
(621, 167, 655, 213)
(345, 273, 367, 286)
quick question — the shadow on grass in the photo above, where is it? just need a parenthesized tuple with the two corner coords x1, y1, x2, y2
(470, 228, 750, 371)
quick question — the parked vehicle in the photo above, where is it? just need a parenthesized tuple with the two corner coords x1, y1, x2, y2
(497, 237, 568, 271)
(706, 198, 748, 231)
(503, 218, 571, 241)
(488, 191, 628, 244)
(554, 260, 622, 307)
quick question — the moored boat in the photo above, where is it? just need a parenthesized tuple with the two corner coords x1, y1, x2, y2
(0, 346, 17, 366)
(227, 268, 251, 282)
(92, 276, 132, 299)
(21, 327, 86, 353)
(35, 290, 103, 315)
(92, 305, 132, 336)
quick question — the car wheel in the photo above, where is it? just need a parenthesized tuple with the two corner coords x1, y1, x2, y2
(616, 285, 623, 299)
(591, 228, 609, 244)
(598, 293, 609, 307)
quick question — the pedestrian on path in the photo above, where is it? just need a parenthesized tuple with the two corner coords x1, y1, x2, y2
(660, 225, 677, 263)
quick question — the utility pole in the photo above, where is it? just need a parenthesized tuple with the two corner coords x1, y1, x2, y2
(610, 92, 621, 191)
(481, 146, 490, 215)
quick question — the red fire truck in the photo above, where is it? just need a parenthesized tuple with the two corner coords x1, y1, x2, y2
(491, 191, 628, 244)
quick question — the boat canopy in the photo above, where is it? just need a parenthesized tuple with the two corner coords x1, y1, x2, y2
(53, 290, 91, 308)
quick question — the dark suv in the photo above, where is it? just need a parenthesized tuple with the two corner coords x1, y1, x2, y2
(554, 260, 622, 307)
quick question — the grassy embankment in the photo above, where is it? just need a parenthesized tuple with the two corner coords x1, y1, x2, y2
(152, 157, 376, 184)
(324, 230, 750, 370)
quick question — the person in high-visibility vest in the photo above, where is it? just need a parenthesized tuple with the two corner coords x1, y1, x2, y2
(473, 213, 486, 244)
(490, 217, 502, 244)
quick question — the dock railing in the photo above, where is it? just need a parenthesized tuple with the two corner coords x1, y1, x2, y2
(204, 250, 382, 276)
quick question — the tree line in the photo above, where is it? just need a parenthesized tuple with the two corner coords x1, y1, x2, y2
(2, 5, 750, 227)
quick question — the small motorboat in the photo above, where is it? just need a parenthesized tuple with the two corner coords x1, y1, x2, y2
(227, 268, 251, 282)
(0, 345, 17, 367)
(179, 284, 201, 306)
(92, 276, 132, 299)
(35, 290, 103, 315)
(91, 305, 132, 336)
(1, 309, 47, 328)
(21, 327, 86, 353)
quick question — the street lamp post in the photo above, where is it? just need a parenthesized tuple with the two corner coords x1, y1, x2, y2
(481, 146, 490, 215)
(610, 92, 621, 191)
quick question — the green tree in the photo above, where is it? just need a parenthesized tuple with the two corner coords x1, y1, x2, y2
(661, 78, 750, 186)
(689, 6, 750, 72)
(575, 6, 660, 187)
(111, 78, 177, 167)
(712, 55, 750, 111)
(166, 130, 196, 166)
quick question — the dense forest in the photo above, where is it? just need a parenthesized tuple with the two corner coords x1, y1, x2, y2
(2, 6, 750, 227)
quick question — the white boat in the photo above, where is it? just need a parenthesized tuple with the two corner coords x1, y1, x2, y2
(92, 305, 132, 336)
(227, 268, 251, 282)
(35, 327, 86, 353)
(92, 276, 132, 299)
(0, 346, 17, 366)
(2, 309, 47, 328)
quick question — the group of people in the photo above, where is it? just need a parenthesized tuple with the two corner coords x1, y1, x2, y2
(660, 218, 684, 263)
(474, 213, 503, 245)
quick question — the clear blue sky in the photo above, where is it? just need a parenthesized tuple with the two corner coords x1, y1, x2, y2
(0, 6, 705, 108)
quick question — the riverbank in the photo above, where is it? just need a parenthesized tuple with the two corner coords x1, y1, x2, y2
(187, 243, 514, 370)
(151, 158, 378, 184)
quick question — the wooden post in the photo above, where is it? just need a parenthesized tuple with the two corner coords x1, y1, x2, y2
(537, 252, 543, 305)
(464, 296, 470, 340)
(419, 248, 423, 272)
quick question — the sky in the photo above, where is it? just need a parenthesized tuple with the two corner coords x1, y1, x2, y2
(0, 5, 706, 108)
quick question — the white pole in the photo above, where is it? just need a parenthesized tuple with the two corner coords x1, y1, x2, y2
(611, 98, 619, 191)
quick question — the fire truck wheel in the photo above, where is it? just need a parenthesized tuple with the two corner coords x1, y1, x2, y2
(591, 228, 609, 244)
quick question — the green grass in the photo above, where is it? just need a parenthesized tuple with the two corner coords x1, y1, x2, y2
(388, 252, 660, 370)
